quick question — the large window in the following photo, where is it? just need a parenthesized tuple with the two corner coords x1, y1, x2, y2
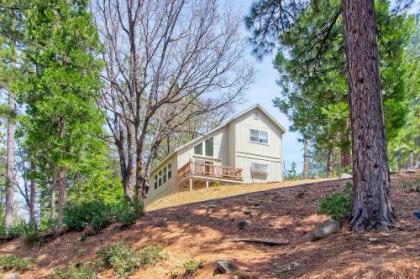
(194, 142, 203, 155)
(251, 163, 268, 178)
(158, 170, 162, 187)
(205, 138, 214, 156)
(250, 129, 268, 144)
(194, 137, 214, 157)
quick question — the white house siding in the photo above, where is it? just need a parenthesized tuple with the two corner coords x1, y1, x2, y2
(146, 157, 177, 205)
(233, 108, 283, 183)
(176, 126, 229, 168)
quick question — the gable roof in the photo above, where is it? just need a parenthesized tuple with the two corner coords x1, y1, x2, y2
(151, 104, 287, 173)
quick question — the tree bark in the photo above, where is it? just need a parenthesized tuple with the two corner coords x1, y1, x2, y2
(29, 160, 36, 226)
(50, 170, 57, 222)
(303, 139, 309, 179)
(5, 92, 16, 228)
(57, 167, 67, 226)
(326, 145, 334, 177)
(342, 0, 394, 230)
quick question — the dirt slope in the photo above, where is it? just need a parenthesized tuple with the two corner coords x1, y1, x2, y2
(1, 172, 419, 279)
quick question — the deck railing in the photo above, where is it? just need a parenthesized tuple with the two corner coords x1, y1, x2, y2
(177, 160, 243, 181)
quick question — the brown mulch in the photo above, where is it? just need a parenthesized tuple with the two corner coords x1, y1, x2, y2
(1, 172, 419, 278)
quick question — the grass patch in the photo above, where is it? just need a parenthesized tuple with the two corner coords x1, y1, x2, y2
(0, 255, 34, 272)
(183, 259, 205, 276)
(318, 182, 352, 220)
(50, 263, 96, 279)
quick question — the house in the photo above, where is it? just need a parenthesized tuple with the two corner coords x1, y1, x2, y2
(146, 104, 287, 204)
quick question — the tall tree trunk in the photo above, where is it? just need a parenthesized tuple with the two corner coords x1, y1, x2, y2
(326, 145, 334, 177)
(5, 92, 16, 228)
(303, 139, 309, 179)
(340, 147, 351, 169)
(342, 0, 394, 230)
(57, 167, 67, 226)
(50, 170, 57, 222)
(29, 160, 36, 226)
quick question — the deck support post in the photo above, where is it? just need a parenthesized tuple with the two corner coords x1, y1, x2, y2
(189, 177, 193, 192)
(206, 181, 209, 188)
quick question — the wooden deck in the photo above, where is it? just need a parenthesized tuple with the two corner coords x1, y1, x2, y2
(177, 160, 243, 190)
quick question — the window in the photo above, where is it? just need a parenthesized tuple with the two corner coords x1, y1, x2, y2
(194, 137, 214, 156)
(205, 138, 214, 157)
(154, 174, 158, 189)
(163, 167, 167, 183)
(167, 164, 172, 179)
(158, 170, 162, 186)
(194, 142, 203, 155)
(251, 163, 268, 178)
(250, 129, 268, 144)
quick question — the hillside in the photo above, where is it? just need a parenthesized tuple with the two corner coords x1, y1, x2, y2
(1, 172, 419, 279)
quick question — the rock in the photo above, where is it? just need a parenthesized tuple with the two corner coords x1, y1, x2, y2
(340, 173, 352, 179)
(208, 203, 217, 209)
(414, 210, 420, 219)
(237, 220, 250, 230)
(311, 220, 340, 241)
(6, 273, 19, 279)
(368, 237, 379, 242)
(230, 217, 235, 222)
(215, 260, 236, 274)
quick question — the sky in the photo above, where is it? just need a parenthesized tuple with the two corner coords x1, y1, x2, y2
(234, 0, 304, 172)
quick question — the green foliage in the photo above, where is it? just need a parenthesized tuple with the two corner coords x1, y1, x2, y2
(0, 255, 33, 272)
(64, 201, 113, 231)
(64, 200, 144, 232)
(318, 182, 352, 220)
(50, 263, 96, 279)
(285, 161, 300, 180)
(96, 242, 140, 278)
(96, 242, 167, 278)
(115, 201, 144, 226)
(137, 245, 168, 266)
(183, 259, 205, 276)
(401, 180, 420, 193)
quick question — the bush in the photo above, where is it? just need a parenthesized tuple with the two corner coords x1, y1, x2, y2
(64, 200, 144, 233)
(115, 201, 144, 226)
(64, 201, 114, 232)
(318, 182, 352, 220)
(22, 224, 42, 245)
(96, 242, 140, 278)
(0, 255, 34, 272)
(138, 245, 168, 266)
(50, 263, 96, 279)
(401, 179, 420, 193)
(183, 259, 205, 276)
(96, 242, 167, 277)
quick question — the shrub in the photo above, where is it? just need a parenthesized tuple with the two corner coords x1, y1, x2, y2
(96, 242, 140, 278)
(50, 263, 96, 279)
(64, 201, 114, 231)
(183, 259, 205, 276)
(138, 245, 168, 266)
(401, 180, 420, 193)
(0, 255, 34, 272)
(64, 200, 144, 233)
(22, 225, 42, 245)
(115, 201, 144, 226)
(318, 182, 352, 220)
